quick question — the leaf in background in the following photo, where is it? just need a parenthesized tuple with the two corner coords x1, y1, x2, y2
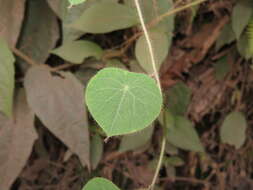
(71, 2, 139, 34)
(213, 56, 230, 80)
(18, 0, 59, 68)
(220, 111, 247, 149)
(237, 32, 253, 60)
(232, 0, 253, 39)
(119, 125, 154, 152)
(51, 40, 103, 64)
(135, 31, 170, 74)
(68, 0, 87, 6)
(167, 82, 191, 116)
(164, 156, 185, 167)
(83, 177, 120, 190)
(0, 90, 37, 190)
(85, 68, 162, 137)
(106, 59, 127, 70)
(162, 110, 204, 152)
(0, 38, 15, 117)
(216, 22, 236, 51)
(90, 134, 103, 170)
(0, 0, 25, 47)
(24, 65, 90, 168)
(126, 0, 174, 33)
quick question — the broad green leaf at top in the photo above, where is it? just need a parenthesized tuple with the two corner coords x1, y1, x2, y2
(71, 2, 139, 33)
(0, 38, 15, 117)
(82, 177, 120, 190)
(85, 68, 162, 137)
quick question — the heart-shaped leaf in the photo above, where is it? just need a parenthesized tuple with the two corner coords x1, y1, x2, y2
(71, 2, 139, 34)
(85, 68, 162, 137)
(83, 177, 120, 190)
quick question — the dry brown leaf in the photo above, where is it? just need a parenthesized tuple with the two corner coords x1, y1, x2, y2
(0, 90, 37, 189)
(24, 65, 90, 168)
(0, 0, 25, 47)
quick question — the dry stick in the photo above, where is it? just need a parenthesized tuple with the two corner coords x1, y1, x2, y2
(11, 47, 37, 65)
(149, 0, 208, 28)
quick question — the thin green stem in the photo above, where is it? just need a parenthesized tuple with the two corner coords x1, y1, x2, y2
(149, 136, 166, 190)
(134, 0, 162, 93)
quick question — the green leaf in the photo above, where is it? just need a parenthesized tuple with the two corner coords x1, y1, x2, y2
(213, 56, 230, 80)
(68, 0, 86, 6)
(237, 32, 253, 59)
(71, 2, 139, 34)
(51, 40, 103, 64)
(83, 177, 120, 190)
(167, 82, 191, 116)
(119, 125, 154, 152)
(0, 38, 15, 117)
(220, 111, 247, 149)
(164, 156, 184, 167)
(126, 0, 174, 33)
(106, 59, 127, 70)
(90, 134, 103, 170)
(135, 31, 170, 74)
(232, 0, 253, 39)
(162, 110, 204, 152)
(216, 22, 236, 51)
(85, 68, 162, 137)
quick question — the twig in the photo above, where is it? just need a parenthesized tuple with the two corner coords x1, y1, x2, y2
(149, 0, 208, 28)
(11, 47, 37, 65)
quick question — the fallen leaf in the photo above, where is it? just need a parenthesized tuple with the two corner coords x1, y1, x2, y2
(0, 0, 25, 47)
(18, 0, 59, 67)
(24, 65, 90, 168)
(0, 89, 37, 190)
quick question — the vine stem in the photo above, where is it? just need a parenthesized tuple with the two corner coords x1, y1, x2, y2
(149, 136, 166, 190)
(134, 0, 165, 188)
(134, 0, 162, 93)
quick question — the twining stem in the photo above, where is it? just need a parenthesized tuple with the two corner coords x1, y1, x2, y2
(134, 0, 164, 189)
(134, 0, 162, 93)
(149, 136, 166, 190)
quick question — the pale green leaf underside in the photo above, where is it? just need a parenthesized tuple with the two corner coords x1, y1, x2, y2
(71, 2, 139, 34)
(220, 111, 247, 149)
(0, 38, 15, 117)
(68, 0, 87, 6)
(83, 177, 120, 190)
(85, 68, 162, 137)
(51, 40, 103, 64)
(135, 31, 170, 74)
